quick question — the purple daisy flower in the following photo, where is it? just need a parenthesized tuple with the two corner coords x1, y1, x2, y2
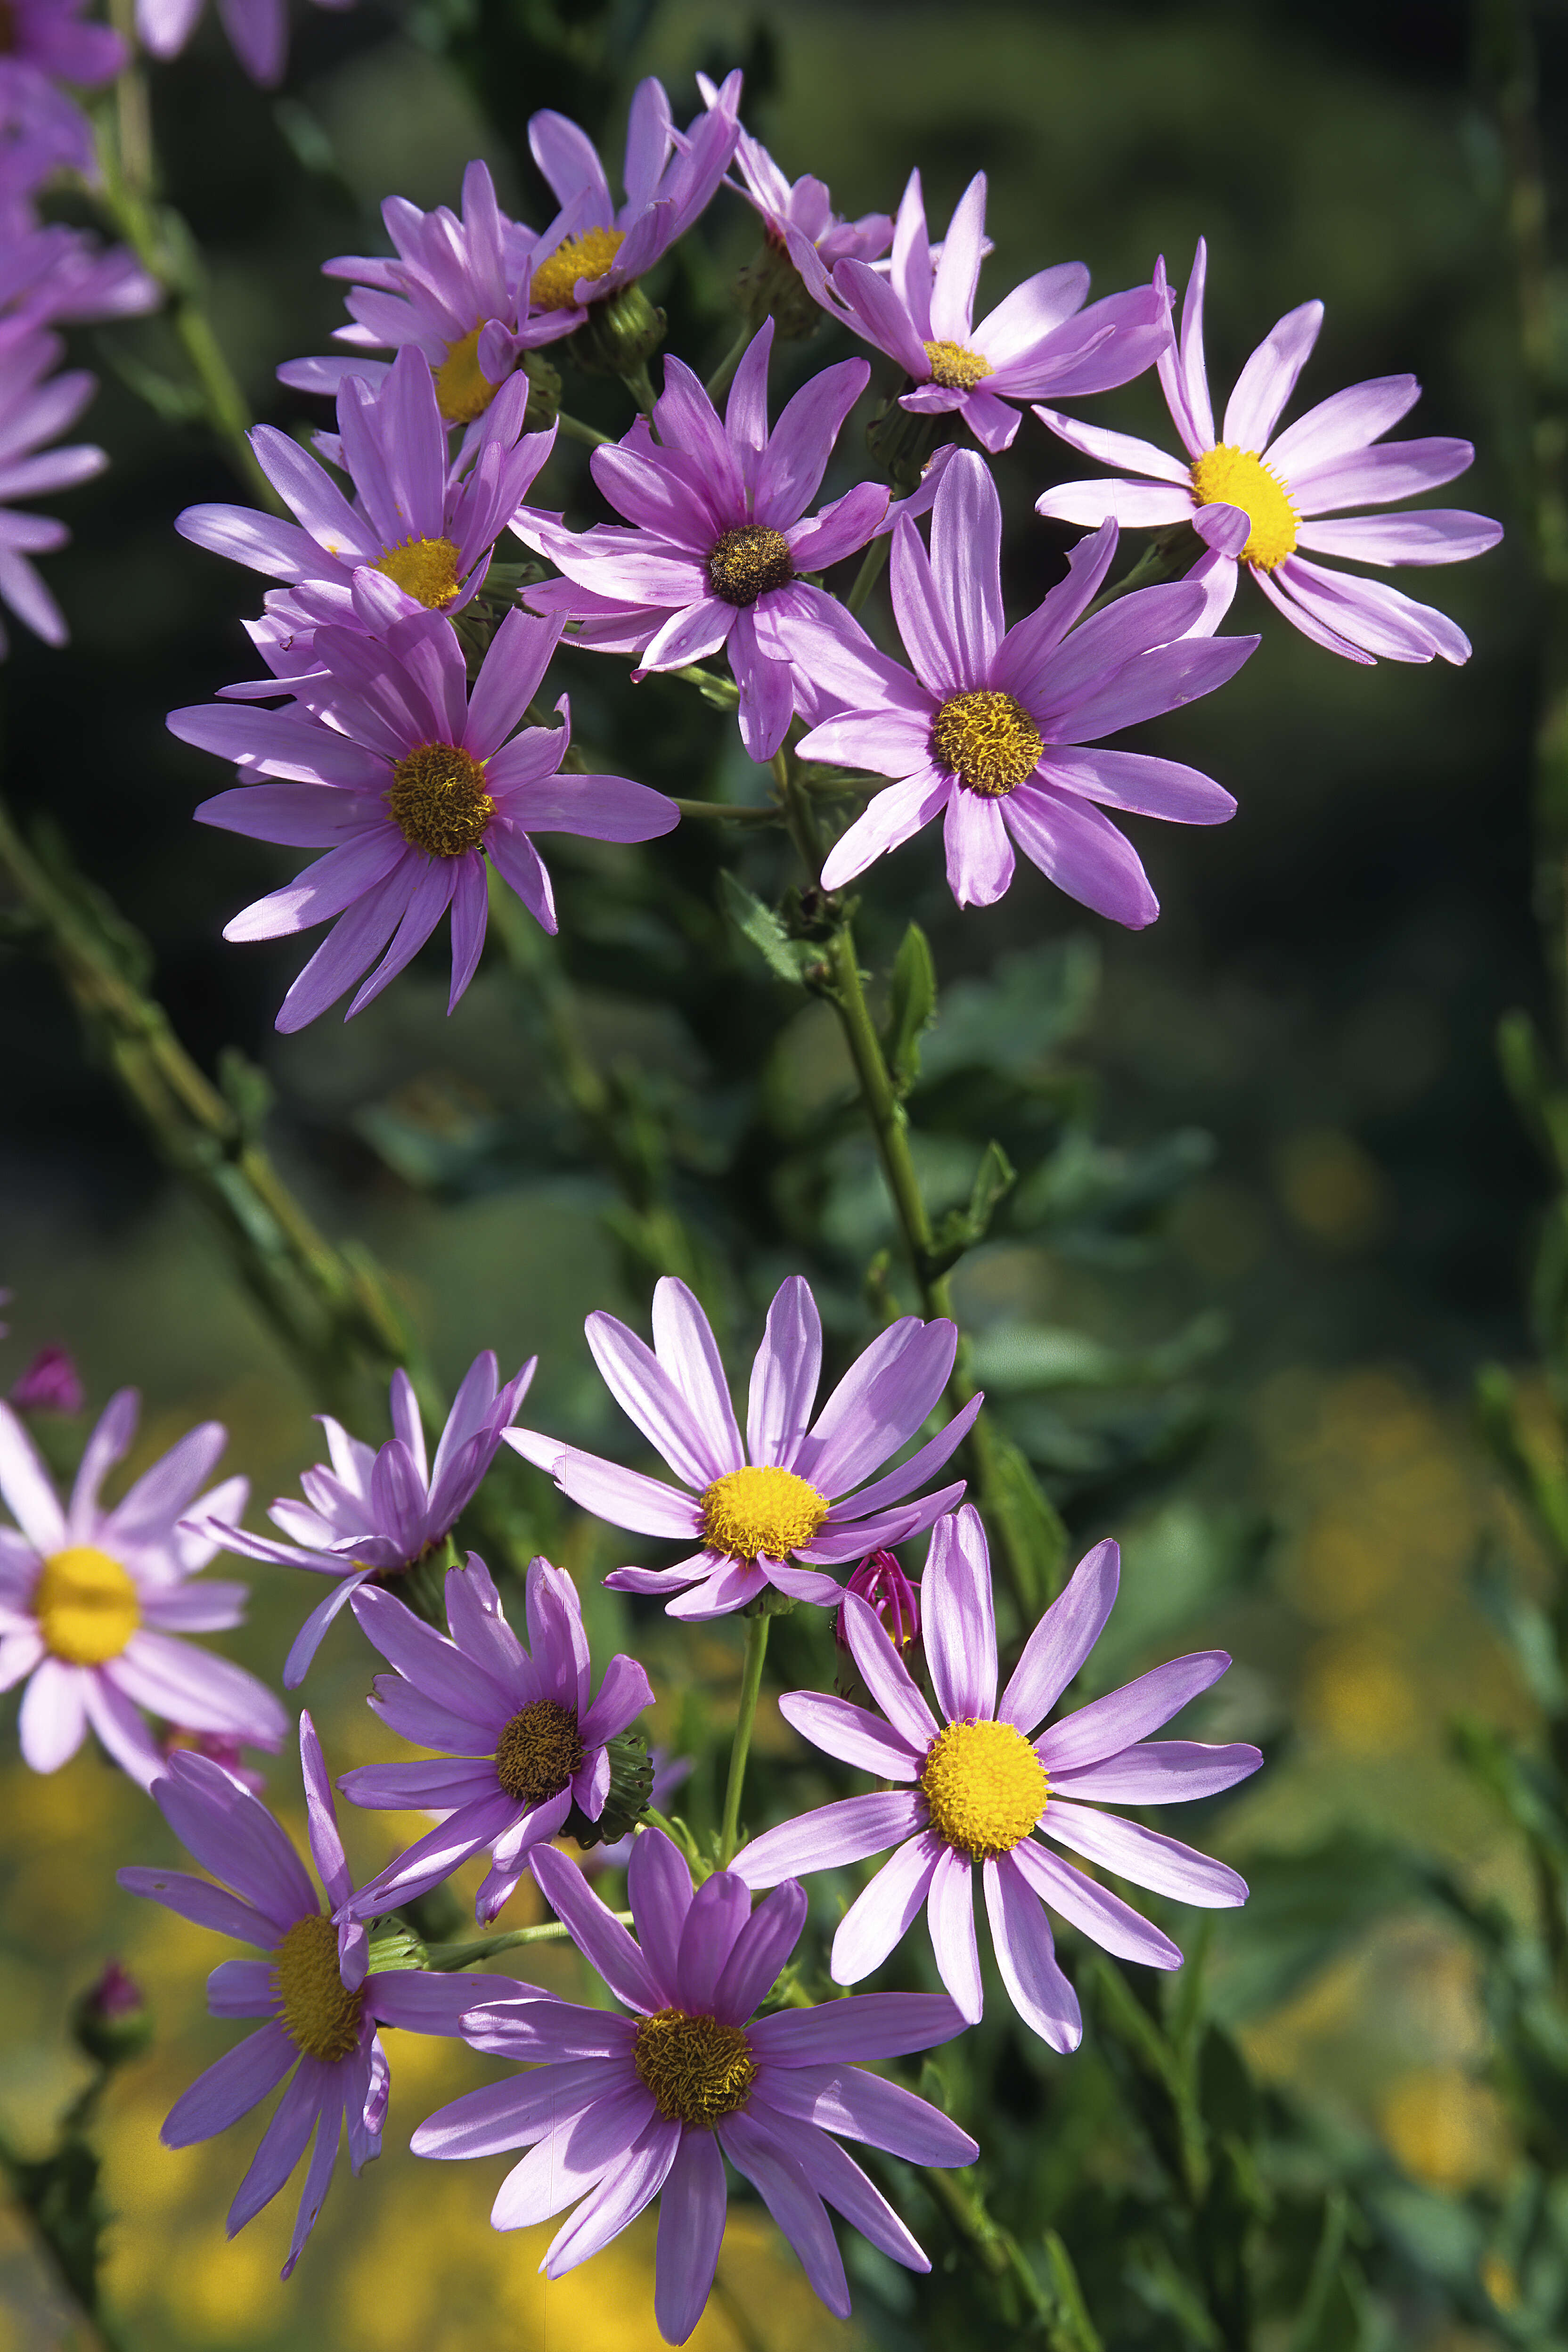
(0, 70, 94, 191)
(1035, 238, 1503, 666)
(520, 73, 741, 329)
(797, 168, 1170, 456)
(0, 215, 158, 331)
(118, 1716, 522, 2277)
(0, 322, 106, 655)
(0, 1389, 284, 1790)
(517, 319, 887, 761)
(279, 162, 548, 429)
(412, 1831, 976, 2342)
(735, 1506, 1261, 2050)
(791, 449, 1253, 918)
(337, 1553, 654, 1924)
(178, 347, 555, 633)
(136, 0, 354, 89)
(168, 598, 680, 1028)
(506, 1274, 980, 1621)
(199, 1355, 535, 1688)
(694, 70, 892, 274)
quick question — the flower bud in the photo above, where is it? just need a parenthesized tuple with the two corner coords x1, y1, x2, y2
(157, 1727, 265, 1794)
(835, 1549, 920, 1652)
(518, 348, 562, 433)
(569, 1728, 655, 1850)
(735, 238, 821, 342)
(71, 1960, 152, 2067)
(366, 1919, 427, 1974)
(10, 1344, 85, 1416)
(566, 283, 666, 379)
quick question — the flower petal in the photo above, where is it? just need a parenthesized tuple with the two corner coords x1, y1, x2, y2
(1009, 1836, 1181, 1968)
(732, 1788, 926, 1889)
(997, 1537, 1119, 1734)
(831, 1831, 943, 1984)
(923, 1503, 996, 1723)
(981, 1854, 1082, 2050)
(1043, 1799, 1248, 1905)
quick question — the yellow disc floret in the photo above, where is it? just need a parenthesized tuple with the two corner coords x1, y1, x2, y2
(923, 340, 994, 392)
(920, 1717, 1048, 1861)
(530, 227, 627, 313)
(700, 1465, 829, 1562)
(930, 689, 1043, 798)
(434, 327, 496, 425)
(1189, 443, 1299, 570)
(273, 1913, 364, 2063)
(33, 1547, 140, 1666)
(494, 1699, 584, 1804)
(634, 2009, 757, 2127)
(386, 742, 495, 858)
(376, 536, 463, 610)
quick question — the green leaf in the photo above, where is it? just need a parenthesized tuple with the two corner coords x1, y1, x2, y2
(970, 1310, 1225, 1395)
(1207, 1832, 1423, 2022)
(1470, 1547, 1568, 1715)
(984, 1430, 1068, 1613)
(717, 871, 817, 986)
(1041, 2230, 1106, 2352)
(924, 1138, 1016, 1274)
(881, 922, 938, 1095)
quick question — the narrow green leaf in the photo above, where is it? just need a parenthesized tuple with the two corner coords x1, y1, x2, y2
(881, 921, 938, 1095)
(717, 871, 814, 986)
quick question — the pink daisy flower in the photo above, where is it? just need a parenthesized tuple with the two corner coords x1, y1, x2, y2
(791, 450, 1252, 917)
(694, 69, 892, 273)
(338, 1553, 654, 1923)
(118, 1717, 522, 2276)
(0, 321, 106, 656)
(735, 1506, 1261, 2050)
(797, 168, 1171, 455)
(1035, 237, 1503, 666)
(0, 1389, 284, 1789)
(506, 1273, 980, 1621)
(412, 1831, 976, 2343)
(167, 600, 680, 1029)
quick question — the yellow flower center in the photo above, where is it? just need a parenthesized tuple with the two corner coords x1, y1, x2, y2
(1189, 443, 1299, 570)
(706, 525, 796, 609)
(633, 2008, 757, 2127)
(386, 742, 495, 858)
(434, 327, 496, 426)
(920, 1718, 1048, 1861)
(923, 340, 993, 392)
(272, 1913, 364, 2064)
(930, 689, 1043, 798)
(530, 227, 627, 312)
(493, 1699, 584, 1804)
(33, 1547, 140, 1666)
(700, 1465, 829, 1562)
(376, 535, 463, 610)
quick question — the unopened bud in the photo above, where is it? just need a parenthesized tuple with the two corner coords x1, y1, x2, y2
(835, 1550, 920, 1652)
(735, 238, 821, 341)
(157, 1727, 265, 1794)
(72, 1960, 152, 2066)
(569, 1728, 655, 1850)
(518, 348, 562, 433)
(10, 1344, 84, 1415)
(366, 1919, 427, 1974)
(566, 282, 666, 378)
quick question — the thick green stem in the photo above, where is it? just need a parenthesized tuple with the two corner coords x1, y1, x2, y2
(425, 1916, 633, 1971)
(705, 323, 753, 404)
(719, 1612, 770, 1867)
(845, 534, 890, 618)
(555, 411, 613, 449)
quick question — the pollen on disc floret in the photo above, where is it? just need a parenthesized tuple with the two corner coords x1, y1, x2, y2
(530, 226, 627, 311)
(923, 339, 994, 391)
(435, 327, 495, 425)
(1189, 443, 1299, 569)
(376, 536, 463, 610)
(706, 524, 796, 608)
(33, 1547, 140, 1665)
(272, 1913, 364, 2063)
(386, 743, 496, 858)
(930, 689, 1044, 798)
(633, 2008, 758, 2127)
(700, 1464, 830, 1561)
(920, 1717, 1048, 1861)
(493, 1699, 584, 1804)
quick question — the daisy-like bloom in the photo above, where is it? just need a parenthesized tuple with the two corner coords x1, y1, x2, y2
(517, 319, 887, 761)
(178, 347, 555, 630)
(169, 599, 680, 1029)
(1035, 239, 1503, 665)
(735, 1507, 1261, 2050)
(412, 1832, 977, 2343)
(199, 1356, 535, 1688)
(338, 1554, 654, 1924)
(0, 322, 106, 656)
(796, 168, 1170, 456)
(0, 0, 125, 94)
(520, 74, 741, 331)
(118, 1717, 523, 2277)
(279, 162, 551, 426)
(792, 450, 1253, 917)
(506, 1274, 980, 1622)
(0, 215, 158, 331)
(0, 1389, 285, 1790)
(135, 0, 353, 89)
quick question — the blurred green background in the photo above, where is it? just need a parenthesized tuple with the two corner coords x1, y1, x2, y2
(0, 0, 1552, 2344)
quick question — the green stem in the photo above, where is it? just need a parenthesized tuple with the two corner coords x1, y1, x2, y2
(1080, 525, 1191, 618)
(555, 410, 613, 449)
(705, 323, 754, 405)
(845, 534, 890, 618)
(425, 1916, 633, 1971)
(719, 1612, 770, 1867)
(621, 362, 658, 419)
(925, 2167, 1055, 2327)
(672, 797, 778, 825)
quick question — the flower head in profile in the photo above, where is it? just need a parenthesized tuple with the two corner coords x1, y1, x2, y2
(518, 319, 886, 760)
(506, 1274, 980, 1620)
(1035, 238, 1503, 665)
(136, 0, 354, 88)
(800, 169, 1171, 454)
(522, 74, 741, 328)
(412, 1831, 976, 2344)
(0, 1390, 283, 1789)
(118, 1716, 522, 2278)
(178, 348, 555, 634)
(794, 450, 1254, 917)
(338, 1555, 654, 1923)
(200, 1356, 535, 1687)
(0, 323, 106, 657)
(0, 216, 158, 332)
(736, 1507, 1261, 2050)
(169, 601, 680, 1029)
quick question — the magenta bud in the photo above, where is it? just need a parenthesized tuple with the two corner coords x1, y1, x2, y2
(158, 1726, 266, 1794)
(72, 1959, 152, 2065)
(10, 1344, 85, 1416)
(835, 1549, 920, 1652)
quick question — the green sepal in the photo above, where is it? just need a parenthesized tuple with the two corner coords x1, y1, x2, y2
(568, 1728, 655, 1850)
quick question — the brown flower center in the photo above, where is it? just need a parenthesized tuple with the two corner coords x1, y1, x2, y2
(930, 689, 1043, 798)
(386, 742, 494, 858)
(706, 525, 796, 609)
(273, 1914, 364, 2063)
(494, 1700, 584, 1804)
(633, 2008, 757, 2126)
